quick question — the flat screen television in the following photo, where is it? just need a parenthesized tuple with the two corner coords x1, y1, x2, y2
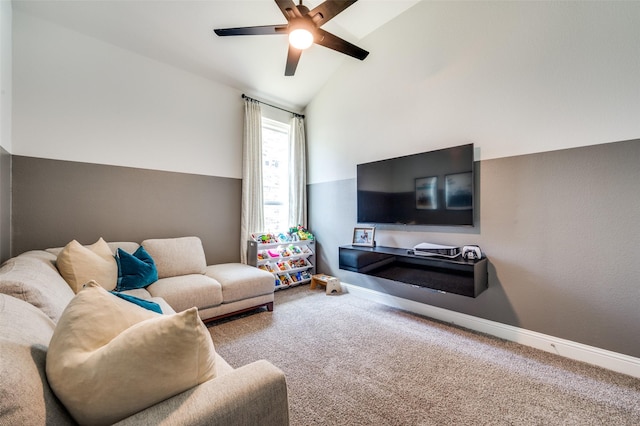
(357, 144, 475, 226)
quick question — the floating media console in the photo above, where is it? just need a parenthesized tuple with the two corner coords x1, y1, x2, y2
(339, 245, 488, 297)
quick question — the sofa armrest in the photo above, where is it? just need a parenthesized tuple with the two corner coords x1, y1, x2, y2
(114, 360, 289, 426)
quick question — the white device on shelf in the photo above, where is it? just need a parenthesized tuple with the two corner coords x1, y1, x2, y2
(413, 243, 461, 258)
(462, 245, 482, 260)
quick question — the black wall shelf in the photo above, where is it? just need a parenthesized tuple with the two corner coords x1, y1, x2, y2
(339, 245, 488, 298)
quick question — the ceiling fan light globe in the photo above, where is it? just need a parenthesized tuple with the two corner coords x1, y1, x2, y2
(289, 29, 313, 50)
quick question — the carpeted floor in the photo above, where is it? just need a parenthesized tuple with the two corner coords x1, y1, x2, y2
(208, 285, 640, 425)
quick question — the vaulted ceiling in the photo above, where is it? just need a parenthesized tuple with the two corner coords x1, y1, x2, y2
(12, 0, 420, 111)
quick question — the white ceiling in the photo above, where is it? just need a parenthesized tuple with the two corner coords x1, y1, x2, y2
(12, 0, 420, 111)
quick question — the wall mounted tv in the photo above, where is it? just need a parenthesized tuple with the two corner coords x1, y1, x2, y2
(357, 144, 475, 226)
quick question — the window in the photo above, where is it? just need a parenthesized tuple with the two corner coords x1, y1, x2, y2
(261, 118, 290, 231)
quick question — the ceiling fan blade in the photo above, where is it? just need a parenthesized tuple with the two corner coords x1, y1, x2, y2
(275, 0, 302, 20)
(308, 0, 358, 26)
(214, 25, 287, 37)
(314, 28, 369, 60)
(285, 45, 303, 76)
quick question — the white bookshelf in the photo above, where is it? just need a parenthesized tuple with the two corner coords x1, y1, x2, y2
(247, 239, 316, 290)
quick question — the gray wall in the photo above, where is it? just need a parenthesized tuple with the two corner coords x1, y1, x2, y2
(309, 139, 640, 358)
(0, 147, 10, 263)
(12, 156, 242, 265)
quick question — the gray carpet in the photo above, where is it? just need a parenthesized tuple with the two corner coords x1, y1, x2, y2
(209, 285, 640, 425)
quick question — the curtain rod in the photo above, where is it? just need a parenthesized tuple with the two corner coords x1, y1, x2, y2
(242, 94, 305, 119)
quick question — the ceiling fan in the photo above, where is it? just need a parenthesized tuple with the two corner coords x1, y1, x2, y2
(213, 0, 369, 76)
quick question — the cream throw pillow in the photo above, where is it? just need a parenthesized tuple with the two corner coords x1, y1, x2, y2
(46, 282, 217, 426)
(56, 238, 118, 292)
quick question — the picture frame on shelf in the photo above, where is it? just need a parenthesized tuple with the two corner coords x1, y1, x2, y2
(352, 227, 375, 247)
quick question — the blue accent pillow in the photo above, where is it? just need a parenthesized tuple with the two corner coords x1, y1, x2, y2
(109, 291, 163, 314)
(115, 246, 158, 291)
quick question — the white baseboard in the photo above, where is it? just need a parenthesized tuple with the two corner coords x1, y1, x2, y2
(343, 283, 640, 379)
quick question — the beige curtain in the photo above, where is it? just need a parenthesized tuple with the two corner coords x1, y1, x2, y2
(288, 115, 307, 228)
(240, 98, 264, 264)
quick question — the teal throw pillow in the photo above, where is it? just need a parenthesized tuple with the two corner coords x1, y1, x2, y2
(115, 246, 158, 291)
(109, 291, 163, 314)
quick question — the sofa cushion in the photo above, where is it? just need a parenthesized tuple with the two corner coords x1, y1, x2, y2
(47, 241, 141, 257)
(111, 287, 175, 315)
(56, 238, 118, 292)
(110, 291, 163, 314)
(0, 294, 75, 424)
(142, 236, 207, 279)
(205, 263, 275, 303)
(146, 274, 223, 312)
(111, 287, 176, 315)
(0, 250, 75, 323)
(119, 287, 152, 299)
(115, 246, 158, 291)
(147, 296, 176, 315)
(46, 282, 217, 426)
(108, 241, 141, 254)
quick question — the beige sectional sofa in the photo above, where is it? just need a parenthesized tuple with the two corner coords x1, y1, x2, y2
(0, 237, 289, 425)
(45, 236, 276, 322)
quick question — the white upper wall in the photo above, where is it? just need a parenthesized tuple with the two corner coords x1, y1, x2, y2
(306, 1, 640, 184)
(12, 10, 243, 179)
(0, 0, 11, 152)
(11, 2, 640, 181)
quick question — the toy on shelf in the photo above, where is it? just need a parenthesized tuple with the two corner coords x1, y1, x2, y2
(289, 225, 314, 241)
(253, 227, 314, 244)
(279, 247, 292, 257)
(287, 245, 301, 255)
(267, 249, 280, 258)
(252, 233, 278, 244)
(259, 264, 277, 273)
(289, 258, 308, 269)
(278, 274, 292, 286)
(276, 261, 290, 271)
